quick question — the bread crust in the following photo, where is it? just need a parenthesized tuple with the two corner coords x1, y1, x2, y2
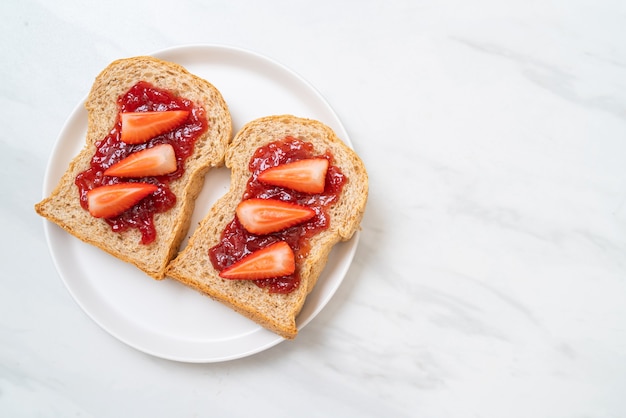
(166, 115, 368, 339)
(35, 56, 232, 279)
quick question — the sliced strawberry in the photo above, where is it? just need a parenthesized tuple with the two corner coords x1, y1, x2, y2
(236, 198, 316, 235)
(103, 143, 177, 178)
(87, 182, 158, 218)
(257, 158, 329, 194)
(219, 241, 295, 280)
(120, 110, 189, 144)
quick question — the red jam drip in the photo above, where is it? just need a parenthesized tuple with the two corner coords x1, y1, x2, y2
(75, 81, 208, 244)
(209, 137, 347, 294)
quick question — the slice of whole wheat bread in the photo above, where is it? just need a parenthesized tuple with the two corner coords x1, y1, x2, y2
(165, 115, 368, 339)
(35, 56, 232, 279)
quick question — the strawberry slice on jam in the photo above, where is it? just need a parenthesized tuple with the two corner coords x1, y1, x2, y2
(103, 143, 177, 178)
(257, 158, 329, 194)
(236, 198, 316, 235)
(219, 241, 295, 280)
(120, 110, 189, 144)
(87, 182, 158, 218)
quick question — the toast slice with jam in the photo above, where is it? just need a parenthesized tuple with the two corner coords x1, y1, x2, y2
(166, 115, 368, 339)
(35, 56, 232, 279)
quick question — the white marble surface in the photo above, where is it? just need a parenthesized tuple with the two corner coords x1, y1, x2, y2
(2, 0, 625, 416)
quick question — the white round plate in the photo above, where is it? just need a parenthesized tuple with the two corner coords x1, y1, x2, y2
(41, 44, 360, 362)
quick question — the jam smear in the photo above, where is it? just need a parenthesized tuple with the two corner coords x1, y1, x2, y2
(75, 81, 208, 244)
(209, 137, 347, 293)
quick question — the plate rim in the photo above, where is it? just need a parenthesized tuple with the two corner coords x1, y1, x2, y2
(40, 43, 359, 363)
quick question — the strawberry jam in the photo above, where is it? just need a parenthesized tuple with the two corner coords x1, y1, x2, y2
(75, 81, 208, 244)
(209, 137, 347, 294)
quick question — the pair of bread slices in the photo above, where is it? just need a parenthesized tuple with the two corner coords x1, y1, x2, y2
(35, 56, 368, 339)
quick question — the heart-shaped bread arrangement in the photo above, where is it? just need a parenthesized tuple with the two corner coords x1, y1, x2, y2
(35, 56, 368, 339)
